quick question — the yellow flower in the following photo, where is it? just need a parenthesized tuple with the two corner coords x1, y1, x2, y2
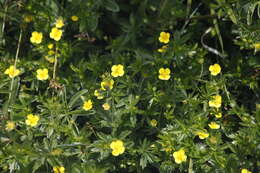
(173, 149, 187, 164)
(111, 64, 124, 77)
(110, 140, 125, 156)
(30, 31, 43, 44)
(241, 169, 252, 173)
(50, 27, 63, 41)
(4, 65, 20, 78)
(209, 95, 222, 108)
(25, 114, 39, 127)
(55, 18, 64, 28)
(159, 32, 170, 44)
(53, 166, 65, 173)
(45, 56, 55, 63)
(208, 122, 220, 129)
(150, 119, 157, 127)
(36, 68, 49, 80)
(5, 121, 15, 131)
(83, 99, 93, 111)
(102, 103, 110, 110)
(48, 43, 54, 49)
(94, 89, 104, 99)
(196, 131, 209, 139)
(254, 43, 260, 50)
(215, 112, 222, 118)
(209, 64, 221, 76)
(158, 68, 171, 80)
(71, 16, 79, 22)
(157, 45, 168, 53)
(101, 79, 114, 90)
(23, 15, 33, 23)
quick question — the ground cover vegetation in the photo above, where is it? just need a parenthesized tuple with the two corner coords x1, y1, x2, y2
(0, 0, 259, 172)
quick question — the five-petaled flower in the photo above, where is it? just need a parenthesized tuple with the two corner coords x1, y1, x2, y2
(5, 65, 20, 78)
(209, 64, 221, 76)
(196, 131, 209, 139)
(158, 68, 171, 80)
(150, 119, 157, 127)
(83, 99, 93, 111)
(159, 32, 170, 44)
(102, 103, 110, 110)
(30, 31, 43, 44)
(111, 64, 124, 77)
(53, 166, 65, 173)
(173, 149, 187, 164)
(5, 121, 15, 131)
(241, 169, 252, 173)
(36, 68, 49, 80)
(55, 18, 64, 28)
(110, 140, 125, 156)
(208, 122, 220, 129)
(101, 79, 114, 90)
(50, 27, 63, 41)
(25, 114, 39, 127)
(209, 95, 222, 108)
(71, 16, 79, 22)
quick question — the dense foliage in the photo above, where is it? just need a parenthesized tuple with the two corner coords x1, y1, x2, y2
(0, 0, 259, 172)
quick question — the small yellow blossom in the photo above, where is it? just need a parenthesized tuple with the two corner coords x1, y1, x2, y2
(83, 99, 93, 111)
(208, 122, 220, 129)
(173, 149, 187, 164)
(253, 43, 260, 50)
(158, 68, 171, 80)
(209, 64, 221, 76)
(71, 16, 79, 22)
(50, 27, 63, 41)
(111, 64, 124, 77)
(157, 45, 168, 53)
(23, 15, 33, 23)
(48, 43, 54, 49)
(209, 95, 222, 108)
(101, 79, 114, 90)
(36, 68, 49, 80)
(159, 32, 170, 44)
(241, 169, 252, 173)
(25, 114, 39, 127)
(45, 56, 55, 63)
(215, 112, 222, 118)
(196, 131, 209, 139)
(55, 18, 64, 28)
(102, 103, 110, 110)
(30, 31, 43, 44)
(4, 65, 20, 78)
(5, 121, 15, 131)
(150, 119, 157, 127)
(110, 140, 125, 156)
(53, 166, 65, 173)
(94, 89, 104, 99)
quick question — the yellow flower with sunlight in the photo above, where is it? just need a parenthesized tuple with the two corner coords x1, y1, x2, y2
(208, 122, 220, 129)
(157, 45, 168, 53)
(25, 114, 39, 127)
(173, 149, 187, 164)
(94, 89, 104, 99)
(71, 15, 79, 22)
(4, 65, 20, 78)
(36, 68, 49, 80)
(5, 121, 15, 131)
(102, 103, 110, 110)
(241, 169, 252, 173)
(101, 79, 114, 90)
(30, 31, 43, 44)
(158, 68, 171, 80)
(150, 119, 157, 127)
(209, 64, 221, 76)
(55, 18, 64, 28)
(111, 64, 124, 77)
(83, 99, 93, 111)
(159, 32, 170, 44)
(209, 95, 222, 108)
(50, 27, 63, 41)
(215, 112, 222, 118)
(23, 15, 33, 23)
(253, 43, 260, 50)
(110, 140, 125, 156)
(196, 131, 209, 139)
(53, 166, 65, 173)
(48, 43, 54, 49)
(45, 56, 55, 63)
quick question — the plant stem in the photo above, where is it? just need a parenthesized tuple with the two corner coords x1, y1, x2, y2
(53, 46, 58, 80)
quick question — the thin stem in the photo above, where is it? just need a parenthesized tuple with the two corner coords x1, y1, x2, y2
(53, 46, 58, 80)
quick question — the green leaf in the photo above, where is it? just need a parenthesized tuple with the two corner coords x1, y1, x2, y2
(103, 0, 120, 12)
(68, 89, 88, 109)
